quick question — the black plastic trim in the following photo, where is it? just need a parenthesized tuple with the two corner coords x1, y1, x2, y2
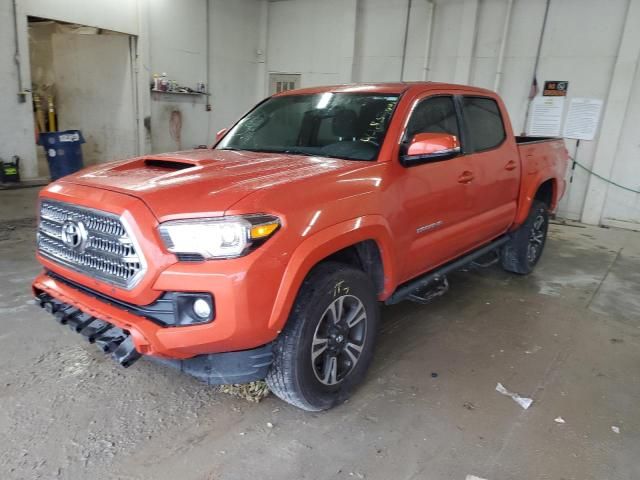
(400, 148, 460, 167)
(385, 235, 510, 305)
(45, 271, 215, 327)
(151, 343, 274, 385)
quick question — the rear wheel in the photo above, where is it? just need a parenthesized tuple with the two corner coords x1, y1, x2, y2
(501, 200, 549, 274)
(266, 262, 379, 411)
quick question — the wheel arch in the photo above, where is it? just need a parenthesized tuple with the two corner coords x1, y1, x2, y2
(267, 216, 397, 332)
(534, 178, 556, 209)
(513, 176, 558, 229)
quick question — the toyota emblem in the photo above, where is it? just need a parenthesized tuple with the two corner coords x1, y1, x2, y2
(61, 220, 89, 252)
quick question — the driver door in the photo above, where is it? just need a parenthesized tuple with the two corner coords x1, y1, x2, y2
(395, 94, 480, 282)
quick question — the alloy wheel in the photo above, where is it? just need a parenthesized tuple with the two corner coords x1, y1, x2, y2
(311, 295, 367, 386)
(527, 213, 546, 263)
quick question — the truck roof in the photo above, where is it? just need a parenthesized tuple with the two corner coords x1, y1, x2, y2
(274, 82, 497, 97)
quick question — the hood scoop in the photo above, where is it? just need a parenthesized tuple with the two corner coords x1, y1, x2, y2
(143, 158, 195, 170)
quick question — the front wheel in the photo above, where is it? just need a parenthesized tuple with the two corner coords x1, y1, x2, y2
(501, 200, 549, 275)
(266, 262, 379, 411)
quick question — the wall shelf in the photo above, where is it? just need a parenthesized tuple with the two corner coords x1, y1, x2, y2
(151, 89, 209, 96)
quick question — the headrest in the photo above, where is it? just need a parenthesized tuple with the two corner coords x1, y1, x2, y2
(332, 109, 357, 139)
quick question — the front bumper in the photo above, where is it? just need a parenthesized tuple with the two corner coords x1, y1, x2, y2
(34, 290, 273, 383)
(34, 184, 288, 359)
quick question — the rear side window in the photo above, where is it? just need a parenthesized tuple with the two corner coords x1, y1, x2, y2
(461, 97, 505, 152)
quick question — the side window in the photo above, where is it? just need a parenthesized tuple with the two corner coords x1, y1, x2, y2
(403, 96, 460, 142)
(461, 97, 506, 152)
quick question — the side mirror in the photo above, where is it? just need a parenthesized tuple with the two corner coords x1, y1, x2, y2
(400, 132, 460, 167)
(215, 128, 228, 143)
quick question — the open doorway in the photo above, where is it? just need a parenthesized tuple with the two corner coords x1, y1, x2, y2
(28, 17, 138, 177)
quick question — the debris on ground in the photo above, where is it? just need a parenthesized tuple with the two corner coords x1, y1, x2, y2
(431, 372, 438, 378)
(554, 417, 566, 424)
(495, 382, 533, 410)
(465, 475, 489, 480)
(218, 380, 270, 402)
(463, 401, 476, 411)
(611, 426, 620, 434)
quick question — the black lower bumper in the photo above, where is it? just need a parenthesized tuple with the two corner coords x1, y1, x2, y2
(36, 292, 142, 367)
(35, 292, 273, 384)
(151, 344, 273, 385)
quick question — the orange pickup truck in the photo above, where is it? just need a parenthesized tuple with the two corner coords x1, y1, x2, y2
(33, 82, 568, 410)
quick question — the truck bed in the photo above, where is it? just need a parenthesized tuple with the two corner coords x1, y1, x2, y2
(515, 135, 558, 144)
(514, 136, 569, 222)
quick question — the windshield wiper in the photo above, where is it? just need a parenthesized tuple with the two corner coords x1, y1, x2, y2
(282, 149, 316, 156)
(219, 147, 365, 161)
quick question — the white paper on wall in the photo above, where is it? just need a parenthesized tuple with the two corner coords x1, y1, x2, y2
(526, 96, 565, 137)
(563, 97, 603, 141)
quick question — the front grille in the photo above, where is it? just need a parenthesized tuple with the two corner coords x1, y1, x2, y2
(37, 200, 146, 289)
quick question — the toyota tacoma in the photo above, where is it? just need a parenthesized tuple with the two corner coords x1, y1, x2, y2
(33, 82, 569, 410)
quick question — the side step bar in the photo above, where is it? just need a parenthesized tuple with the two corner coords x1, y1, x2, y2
(385, 235, 510, 305)
(35, 292, 142, 368)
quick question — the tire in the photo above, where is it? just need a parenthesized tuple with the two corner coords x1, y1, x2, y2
(266, 262, 380, 411)
(501, 200, 549, 275)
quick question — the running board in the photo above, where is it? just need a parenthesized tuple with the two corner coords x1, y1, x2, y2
(385, 235, 510, 305)
(407, 276, 449, 304)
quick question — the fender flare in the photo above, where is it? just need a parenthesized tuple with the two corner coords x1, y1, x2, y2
(267, 215, 397, 331)
(513, 176, 558, 228)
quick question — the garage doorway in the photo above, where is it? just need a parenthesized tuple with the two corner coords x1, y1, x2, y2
(28, 18, 138, 175)
(269, 73, 301, 95)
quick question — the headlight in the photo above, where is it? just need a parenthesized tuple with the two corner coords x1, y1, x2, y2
(158, 215, 280, 260)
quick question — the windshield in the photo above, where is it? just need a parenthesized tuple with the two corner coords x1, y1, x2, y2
(216, 92, 399, 161)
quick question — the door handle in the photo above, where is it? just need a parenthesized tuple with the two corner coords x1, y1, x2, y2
(505, 160, 517, 171)
(458, 171, 474, 183)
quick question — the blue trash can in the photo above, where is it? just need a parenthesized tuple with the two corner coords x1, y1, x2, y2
(38, 130, 85, 180)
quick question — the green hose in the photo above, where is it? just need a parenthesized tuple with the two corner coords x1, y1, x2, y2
(571, 157, 640, 194)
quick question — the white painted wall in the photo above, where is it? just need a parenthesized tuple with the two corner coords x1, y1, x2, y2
(2, 0, 639, 228)
(22, 0, 139, 34)
(1, 0, 264, 177)
(1, 0, 144, 179)
(267, 0, 357, 87)
(148, 0, 209, 152)
(208, 0, 263, 134)
(0, 1, 39, 178)
(263, 0, 640, 228)
(352, 0, 407, 82)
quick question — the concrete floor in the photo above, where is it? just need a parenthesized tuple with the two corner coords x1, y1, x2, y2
(1, 187, 639, 480)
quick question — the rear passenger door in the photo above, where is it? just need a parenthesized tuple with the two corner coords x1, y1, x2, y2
(458, 96, 520, 242)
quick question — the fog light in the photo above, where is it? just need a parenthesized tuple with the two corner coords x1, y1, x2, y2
(193, 298, 212, 319)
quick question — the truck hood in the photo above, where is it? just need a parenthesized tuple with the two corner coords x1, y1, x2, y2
(61, 149, 364, 220)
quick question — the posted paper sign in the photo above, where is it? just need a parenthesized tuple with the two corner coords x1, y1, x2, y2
(527, 96, 565, 137)
(563, 97, 603, 140)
